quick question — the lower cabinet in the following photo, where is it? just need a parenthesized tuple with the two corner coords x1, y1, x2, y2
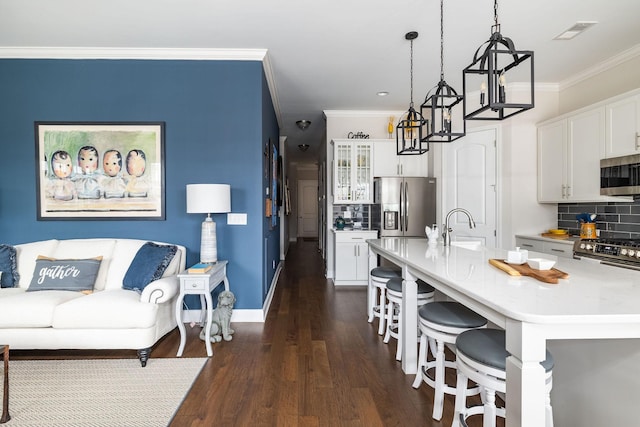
(515, 235, 574, 259)
(333, 230, 378, 285)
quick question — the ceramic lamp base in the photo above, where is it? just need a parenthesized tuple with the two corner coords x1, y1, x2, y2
(200, 216, 217, 263)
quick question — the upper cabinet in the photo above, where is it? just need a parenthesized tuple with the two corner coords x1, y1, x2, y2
(333, 139, 373, 204)
(538, 107, 629, 203)
(372, 139, 428, 177)
(605, 93, 640, 158)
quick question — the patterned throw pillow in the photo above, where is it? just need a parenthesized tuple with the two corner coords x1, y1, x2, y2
(0, 244, 19, 288)
(27, 256, 103, 293)
(122, 242, 177, 292)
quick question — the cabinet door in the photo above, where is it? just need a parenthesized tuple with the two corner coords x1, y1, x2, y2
(334, 142, 353, 203)
(353, 142, 373, 203)
(355, 242, 370, 279)
(335, 242, 357, 280)
(567, 108, 605, 201)
(605, 94, 640, 158)
(400, 154, 428, 177)
(537, 119, 566, 202)
(373, 140, 400, 177)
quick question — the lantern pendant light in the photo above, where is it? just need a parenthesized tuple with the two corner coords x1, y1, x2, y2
(421, 0, 465, 143)
(462, 0, 534, 121)
(397, 31, 428, 155)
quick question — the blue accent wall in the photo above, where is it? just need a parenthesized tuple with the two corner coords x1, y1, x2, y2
(0, 58, 280, 310)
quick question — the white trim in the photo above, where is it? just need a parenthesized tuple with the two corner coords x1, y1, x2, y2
(0, 46, 282, 128)
(323, 110, 405, 119)
(559, 43, 640, 91)
(181, 259, 283, 323)
(0, 46, 267, 61)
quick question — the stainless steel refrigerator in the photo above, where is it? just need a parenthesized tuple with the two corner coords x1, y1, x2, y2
(372, 177, 436, 237)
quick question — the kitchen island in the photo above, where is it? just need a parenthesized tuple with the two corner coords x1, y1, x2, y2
(367, 237, 640, 427)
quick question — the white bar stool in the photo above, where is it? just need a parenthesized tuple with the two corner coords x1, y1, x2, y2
(368, 266, 401, 335)
(453, 328, 554, 427)
(412, 301, 487, 421)
(383, 277, 435, 361)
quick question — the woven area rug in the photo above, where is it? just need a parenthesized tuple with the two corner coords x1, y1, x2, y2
(0, 357, 207, 427)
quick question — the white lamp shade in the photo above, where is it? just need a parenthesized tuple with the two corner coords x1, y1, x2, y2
(186, 184, 231, 214)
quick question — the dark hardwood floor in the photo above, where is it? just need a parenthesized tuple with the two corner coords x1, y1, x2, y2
(11, 239, 494, 426)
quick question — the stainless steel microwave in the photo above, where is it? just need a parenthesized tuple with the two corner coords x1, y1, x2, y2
(600, 154, 640, 196)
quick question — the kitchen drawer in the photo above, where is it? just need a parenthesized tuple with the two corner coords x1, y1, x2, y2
(334, 231, 377, 243)
(515, 237, 543, 253)
(544, 241, 573, 258)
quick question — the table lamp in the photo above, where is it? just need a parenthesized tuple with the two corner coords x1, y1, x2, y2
(186, 184, 231, 263)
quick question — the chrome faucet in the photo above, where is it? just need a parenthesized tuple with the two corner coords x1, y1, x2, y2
(443, 208, 476, 246)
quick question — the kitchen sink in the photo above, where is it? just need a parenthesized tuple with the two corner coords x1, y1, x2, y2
(450, 240, 483, 250)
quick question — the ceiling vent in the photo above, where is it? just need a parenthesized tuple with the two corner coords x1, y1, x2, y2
(554, 21, 598, 40)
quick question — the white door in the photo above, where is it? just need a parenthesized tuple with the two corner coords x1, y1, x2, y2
(297, 179, 318, 238)
(443, 127, 497, 247)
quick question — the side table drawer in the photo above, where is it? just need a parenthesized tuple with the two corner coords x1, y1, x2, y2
(182, 278, 207, 292)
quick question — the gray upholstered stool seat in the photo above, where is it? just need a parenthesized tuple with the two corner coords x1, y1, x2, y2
(412, 301, 487, 421)
(371, 266, 402, 279)
(453, 328, 555, 427)
(386, 277, 435, 294)
(383, 277, 435, 361)
(456, 328, 554, 372)
(418, 301, 487, 329)
(368, 267, 402, 335)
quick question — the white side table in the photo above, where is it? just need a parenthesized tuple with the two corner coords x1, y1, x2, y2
(175, 260, 230, 357)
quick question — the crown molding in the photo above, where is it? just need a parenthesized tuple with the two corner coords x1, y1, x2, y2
(0, 46, 268, 61)
(323, 110, 404, 119)
(559, 43, 640, 91)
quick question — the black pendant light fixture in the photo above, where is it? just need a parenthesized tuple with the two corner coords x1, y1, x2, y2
(397, 31, 428, 155)
(421, 0, 465, 143)
(462, 0, 534, 120)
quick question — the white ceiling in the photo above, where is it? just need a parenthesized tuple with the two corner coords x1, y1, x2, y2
(2, 0, 640, 164)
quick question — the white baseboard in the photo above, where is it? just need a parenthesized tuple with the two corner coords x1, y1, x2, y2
(181, 260, 283, 324)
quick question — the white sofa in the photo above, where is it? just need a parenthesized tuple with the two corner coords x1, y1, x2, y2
(0, 238, 186, 366)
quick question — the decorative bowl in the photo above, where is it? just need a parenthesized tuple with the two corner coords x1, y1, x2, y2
(527, 258, 556, 270)
(548, 229, 567, 235)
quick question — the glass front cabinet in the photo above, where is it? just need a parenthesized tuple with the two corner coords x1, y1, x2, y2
(333, 139, 373, 204)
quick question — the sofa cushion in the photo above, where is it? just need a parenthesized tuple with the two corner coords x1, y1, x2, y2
(15, 239, 59, 289)
(0, 244, 19, 288)
(52, 289, 159, 329)
(27, 256, 103, 293)
(0, 289, 84, 328)
(122, 242, 177, 292)
(52, 239, 116, 291)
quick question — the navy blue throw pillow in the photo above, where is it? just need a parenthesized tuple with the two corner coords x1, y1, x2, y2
(0, 244, 19, 288)
(122, 242, 177, 292)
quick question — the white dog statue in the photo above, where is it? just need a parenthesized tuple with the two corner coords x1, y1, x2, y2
(199, 290, 236, 343)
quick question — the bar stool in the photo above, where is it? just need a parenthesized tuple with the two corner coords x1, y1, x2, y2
(453, 328, 554, 427)
(412, 301, 487, 421)
(368, 266, 401, 335)
(383, 277, 435, 361)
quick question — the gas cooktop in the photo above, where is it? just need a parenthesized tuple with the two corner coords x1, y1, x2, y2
(573, 238, 640, 270)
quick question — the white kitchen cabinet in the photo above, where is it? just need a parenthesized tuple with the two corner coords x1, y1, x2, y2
(605, 93, 640, 158)
(333, 139, 373, 204)
(373, 139, 428, 177)
(515, 235, 574, 259)
(538, 107, 628, 203)
(333, 230, 377, 285)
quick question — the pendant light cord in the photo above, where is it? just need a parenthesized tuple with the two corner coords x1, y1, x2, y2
(409, 37, 414, 107)
(440, 0, 444, 81)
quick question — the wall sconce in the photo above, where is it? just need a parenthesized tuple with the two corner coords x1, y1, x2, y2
(186, 184, 231, 263)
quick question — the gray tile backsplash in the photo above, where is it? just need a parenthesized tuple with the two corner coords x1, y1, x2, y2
(332, 204, 370, 229)
(558, 199, 640, 239)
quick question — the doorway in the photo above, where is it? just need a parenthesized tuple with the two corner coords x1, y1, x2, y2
(297, 179, 318, 238)
(442, 127, 498, 247)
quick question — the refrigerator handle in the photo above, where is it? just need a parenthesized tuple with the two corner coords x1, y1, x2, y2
(399, 181, 404, 232)
(404, 181, 409, 231)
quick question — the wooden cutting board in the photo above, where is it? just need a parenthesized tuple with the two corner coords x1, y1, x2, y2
(489, 259, 569, 284)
